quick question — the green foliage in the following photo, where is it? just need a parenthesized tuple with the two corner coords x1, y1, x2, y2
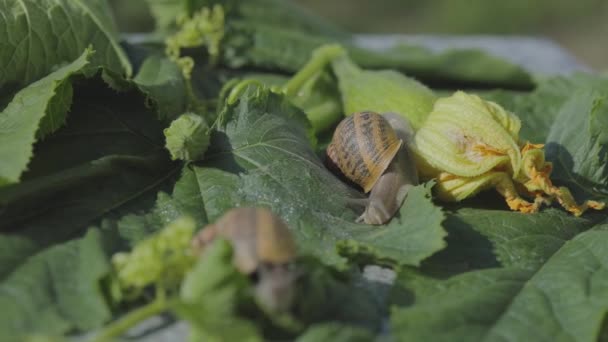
(192, 85, 447, 266)
(1, 0, 608, 341)
(545, 90, 608, 200)
(0, 0, 131, 91)
(0, 50, 91, 186)
(337, 183, 446, 267)
(175, 239, 264, 341)
(164, 113, 211, 161)
(0, 229, 114, 340)
(330, 47, 437, 130)
(165, 5, 225, 77)
(221, 23, 533, 89)
(133, 56, 189, 121)
(144, 0, 187, 30)
(296, 323, 374, 342)
(0, 82, 176, 279)
(280, 45, 345, 134)
(112, 217, 196, 296)
(484, 75, 608, 202)
(391, 222, 608, 341)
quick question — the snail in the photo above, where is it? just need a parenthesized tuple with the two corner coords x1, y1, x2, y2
(326, 111, 418, 225)
(191, 207, 297, 313)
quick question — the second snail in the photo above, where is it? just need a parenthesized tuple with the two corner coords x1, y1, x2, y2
(326, 111, 419, 225)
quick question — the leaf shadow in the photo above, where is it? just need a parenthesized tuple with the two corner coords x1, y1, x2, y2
(545, 142, 608, 200)
(389, 212, 500, 308)
(199, 131, 246, 174)
(420, 212, 500, 278)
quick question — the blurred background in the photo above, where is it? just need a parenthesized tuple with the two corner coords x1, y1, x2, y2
(109, 0, 607, 69)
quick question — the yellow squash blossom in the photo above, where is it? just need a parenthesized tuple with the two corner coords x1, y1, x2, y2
(411, 91, 605, 216)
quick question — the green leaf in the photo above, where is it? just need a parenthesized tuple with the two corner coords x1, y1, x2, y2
(482, 75, 608, 203)
(164, 113, 211, 161)
(353, 43, 533, 90)
(391, 220, 608, 342)
(255, 43, 437, 132)
(292, 258, 384, 332)
(0, 0, 131, 91)
(116, 166, 207, 247)
(281, 51, 344, 134)
(223, 23, 532, 89)
(192, 86, 446, 266)
(224, 0, 349, 39)
(0, 229, 113, 339)
(484, 223, 608, 341)
(390, 267, 533, 341)
(423, 207, 598, 274)
(133, 56, 189, 122)
(545, 90, 608, 200)
(144, 0, 186, 30)
(337, 183, 446, 267)
(0, 49, 91, 186)
(150, 0, 349, 38)
(174, 239, 264, 342)
(296, 322, 374, 342)
(483, 74, 608, 143)
(0, 82, 177, 279)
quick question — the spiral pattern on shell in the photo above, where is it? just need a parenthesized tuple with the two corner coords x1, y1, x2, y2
(327, 111, 403, 193)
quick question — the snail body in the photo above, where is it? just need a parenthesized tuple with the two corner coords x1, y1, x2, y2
(327, 112, 418, 225)
(192, 207, 297, 312)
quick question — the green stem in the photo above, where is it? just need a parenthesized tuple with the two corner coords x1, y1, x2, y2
(282, 44, 346, 97)
(306, 101, 342, 133)
(185, 79, 204, 113)
(92, 297, 169, 342)
(226, 79, 265, 104)
(329, 52, 362, 80)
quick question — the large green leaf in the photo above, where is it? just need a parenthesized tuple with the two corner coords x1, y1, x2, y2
(0, 229, 114, 339)
(545, 90, 608, 200)
(0, 0, 131, 91)
(390, 268, 532, 341)
(0, 82, 177, 278)
(0, 49, 91, 186)
(190, 86, 446, 266)
(422, 207, 599, 275)
(391, 221, 608, 342)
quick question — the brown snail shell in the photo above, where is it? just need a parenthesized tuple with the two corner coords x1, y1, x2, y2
(191, 207, 297, 312)
(328, 112, 419, 225)
(327, 111, 403, 193)
(191, 207, 296, 274)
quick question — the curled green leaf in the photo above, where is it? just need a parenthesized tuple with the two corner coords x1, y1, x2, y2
(164, 113, 211, 161)
(112, 217, 196, 297)
(165, 5, 225, 78)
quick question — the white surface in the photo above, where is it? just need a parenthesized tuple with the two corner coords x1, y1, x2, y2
(356, 34, 589, 75)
